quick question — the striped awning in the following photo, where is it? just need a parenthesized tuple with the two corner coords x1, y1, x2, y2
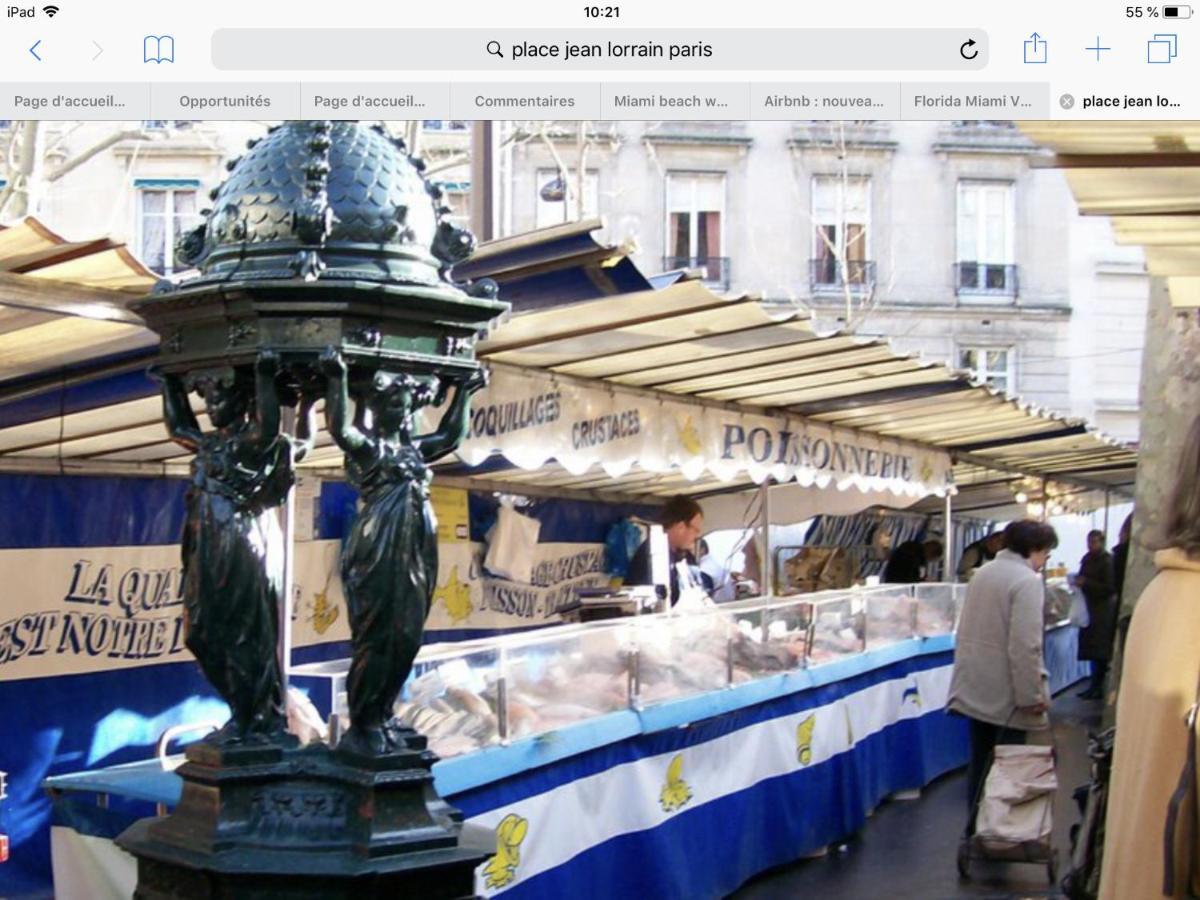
(0, 217, 158, 383)
(0, 220, 1136, 507)
(1020, 121, 1200, 308)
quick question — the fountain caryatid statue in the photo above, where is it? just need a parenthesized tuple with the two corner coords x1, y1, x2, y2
(118, 120, 508, 900)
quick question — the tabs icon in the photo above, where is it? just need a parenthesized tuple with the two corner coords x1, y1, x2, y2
(1147, 33, 1178, 63)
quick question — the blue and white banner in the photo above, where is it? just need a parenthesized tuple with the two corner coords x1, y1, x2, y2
(0, 538, 613, 682)
(463, 661, 955, 897)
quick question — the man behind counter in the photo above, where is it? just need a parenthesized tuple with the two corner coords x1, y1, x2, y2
(883, 538, 944, 584)
(625, 496, 705, 606)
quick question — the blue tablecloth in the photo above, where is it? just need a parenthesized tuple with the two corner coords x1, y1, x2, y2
(1045, 623, 1092, 695)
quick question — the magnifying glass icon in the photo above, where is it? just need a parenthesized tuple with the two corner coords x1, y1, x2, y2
(486, 40, 504, 58)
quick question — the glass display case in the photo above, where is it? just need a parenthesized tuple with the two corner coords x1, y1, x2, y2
(913, 583, 963, 636)
(503, 624, 632, 738)
(863, 586, 918, 650)
(807, 592, 866, 665)
(291, 583, 962, 760)
(398, 644, 505, 758)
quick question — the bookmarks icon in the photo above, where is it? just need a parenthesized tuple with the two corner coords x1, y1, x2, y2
(144, 35, 175, 63)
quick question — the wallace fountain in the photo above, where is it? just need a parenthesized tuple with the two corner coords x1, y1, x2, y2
(116, 120, 509, 898)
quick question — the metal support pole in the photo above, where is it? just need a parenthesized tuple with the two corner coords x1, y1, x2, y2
(1103, 488, 1111, 538)
(760, 479, 772, 597)
(943, 491, 953, 583)
(470, 121, 496, 242)
(277, 408, 296, 697)
(1040, 477, 1048, 522)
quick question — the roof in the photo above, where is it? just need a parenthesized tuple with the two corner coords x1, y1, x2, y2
(0, 219, 1137, 508)
(1020, 121, 1200, 308)
(0, 218, 158, 384)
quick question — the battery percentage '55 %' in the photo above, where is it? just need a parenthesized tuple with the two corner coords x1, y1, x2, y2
(1127, 5, 1193, 16)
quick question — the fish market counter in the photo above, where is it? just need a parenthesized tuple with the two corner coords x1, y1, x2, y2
(44, 585, 969, 900)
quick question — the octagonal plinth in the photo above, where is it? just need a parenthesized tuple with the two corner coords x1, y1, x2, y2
(117, 740, 491, 900)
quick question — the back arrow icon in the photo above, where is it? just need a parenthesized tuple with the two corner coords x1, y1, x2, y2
(93, 40, 104, 61)
(29, 39, 42, 61)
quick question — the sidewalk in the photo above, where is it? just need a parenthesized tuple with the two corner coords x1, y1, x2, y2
(731, 691, 1102, 900)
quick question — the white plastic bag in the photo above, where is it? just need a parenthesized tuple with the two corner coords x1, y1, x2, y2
(975, 744, 1057, 844)
(484, 505, 541, 583)
(1068, 587, 1090, 629)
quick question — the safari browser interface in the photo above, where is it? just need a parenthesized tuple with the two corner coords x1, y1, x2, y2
(0, 0, 1191, 896)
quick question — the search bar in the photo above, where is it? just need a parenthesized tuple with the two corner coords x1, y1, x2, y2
(212, 28, 988, 71)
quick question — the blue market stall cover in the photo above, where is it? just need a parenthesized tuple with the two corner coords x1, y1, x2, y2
(43, 641, 966, 900)
(0, 472, 652, 893)
(450, 646, 964, 899)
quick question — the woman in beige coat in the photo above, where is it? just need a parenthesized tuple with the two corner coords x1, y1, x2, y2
(948, 519, 1058, 834)
(1100, 417, 1200, 900)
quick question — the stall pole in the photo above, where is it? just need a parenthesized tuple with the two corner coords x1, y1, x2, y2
(1103, 488, 1111, 537)
(943, 492, 953, 583)
(470, 121, 496, 241)
(760, 479, 773, 596)
(1040, 477, 1048, 523)
(278, 407, 296, 688)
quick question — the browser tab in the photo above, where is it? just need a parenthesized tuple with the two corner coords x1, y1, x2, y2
(899, 82, 1050, 119)
(449, 83, 601, 120)
(301, 83, 451, 119)
(0, 83, 150, 119)
(601, 83, 749, 120)
(149, 83, 301, 120)
(749, 83, 901, 120)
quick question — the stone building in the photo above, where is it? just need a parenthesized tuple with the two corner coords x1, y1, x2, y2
(501, 120, 1147, 440)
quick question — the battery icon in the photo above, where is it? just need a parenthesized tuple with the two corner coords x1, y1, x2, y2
(1164, 5, 1193, 17)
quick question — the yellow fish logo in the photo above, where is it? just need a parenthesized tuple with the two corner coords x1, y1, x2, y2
(676, 415, 703, 457)
(796, 714, 816, 766)
(659, 754, 693, 813)
(309, 589, 339, 636)
(919, 458, 934, 484)
(435, 566, 473, 624)
(482, 813, 529, 890)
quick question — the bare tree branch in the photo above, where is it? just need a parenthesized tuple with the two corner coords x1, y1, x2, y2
(43, 122, 84, 158)
(47, 128, 155, 183)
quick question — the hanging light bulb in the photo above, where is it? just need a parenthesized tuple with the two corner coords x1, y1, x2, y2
(1015, 491, 1028, 504)
(1050, 503, 1064, 516)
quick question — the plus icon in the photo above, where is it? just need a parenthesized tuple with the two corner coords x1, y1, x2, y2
(1086, 36, 1112, 60)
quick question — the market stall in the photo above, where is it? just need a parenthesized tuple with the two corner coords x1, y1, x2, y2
(44, 582, 965, 899)
(1, 219, 1139, 894)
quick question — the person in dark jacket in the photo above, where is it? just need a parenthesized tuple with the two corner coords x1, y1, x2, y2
(956, 531, 1005, 581)
(882, 538, 944, 584)
(625, 496, 705, 606)
(1075, 528, 1117, 699)
(1111, 513, 1132, 606)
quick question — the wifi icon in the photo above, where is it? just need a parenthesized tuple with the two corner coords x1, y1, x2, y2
(42, 5, 59, 15)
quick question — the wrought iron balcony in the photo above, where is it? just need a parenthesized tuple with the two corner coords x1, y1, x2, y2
(955, 262, 1019, 298)
(662, 256, 731, 290)
(810, 259, 876, 293)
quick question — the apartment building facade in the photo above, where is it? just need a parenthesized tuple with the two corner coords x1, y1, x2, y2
(502, 120, 1147, 441)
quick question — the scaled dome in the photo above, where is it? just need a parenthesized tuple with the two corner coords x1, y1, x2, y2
(175, 120, 476, 290)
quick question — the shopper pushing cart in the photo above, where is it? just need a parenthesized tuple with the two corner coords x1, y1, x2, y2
(946, 520, 1061, 873)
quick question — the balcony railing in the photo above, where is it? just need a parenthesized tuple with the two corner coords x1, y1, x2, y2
(810, 259, 876, 293)
(662, 256, 731, 290)
(955, 262, 1019, 298)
